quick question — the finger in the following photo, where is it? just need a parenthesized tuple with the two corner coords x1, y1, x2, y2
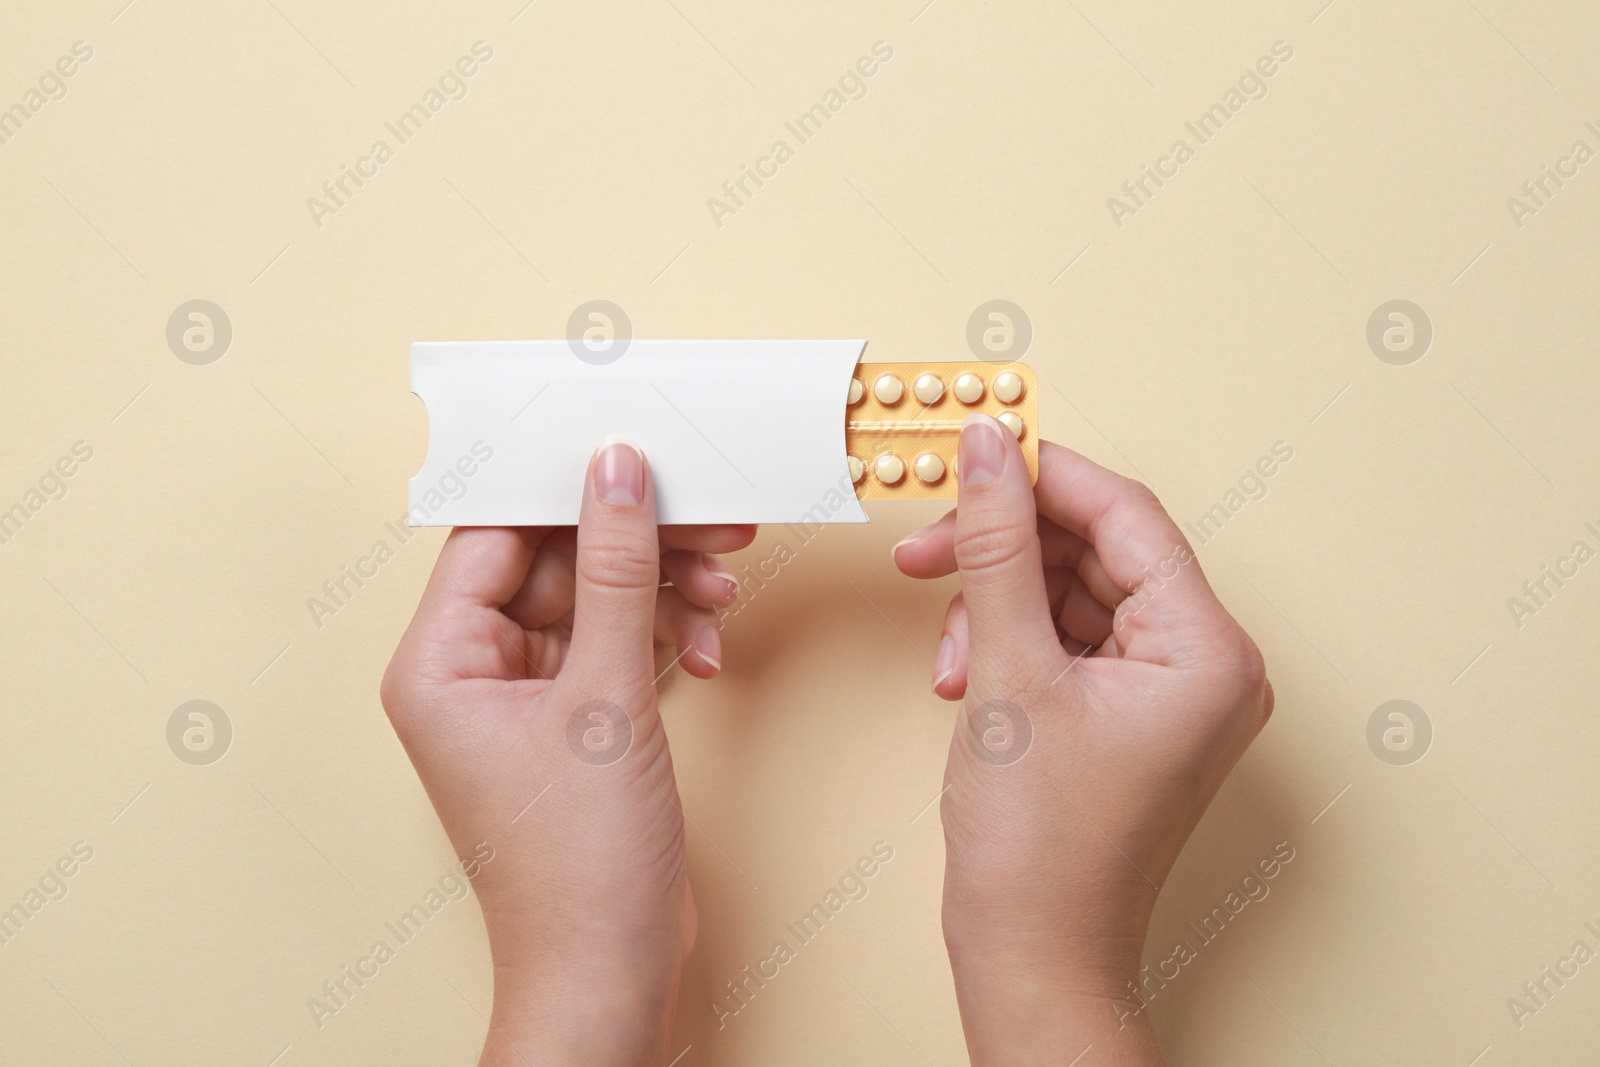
(933, 593, 1096, 697)
(891, 510, 956, 577)
(896, 500, 1130, 636)
(951, 414, 1064, 681)
(897, 512, 1099, 589)
(501, 527, 578, 631)
(1039, 523, 1123, 609)
(417, 526, 548, 619)
(1035, 441, 1207, 598)
(503, 523, 750, 631)
(931, 594, 969, 701)
(654, 587, 723, 679)
(521, 626, 572, 679)
(566, 437, 661, 688)
(1057, 574, 1114, 647)
(1033, 442, 1229, 661)
(661, 525, 759, 554)
(1073, 543, 1125, 610)
(661, 550, 740, 610)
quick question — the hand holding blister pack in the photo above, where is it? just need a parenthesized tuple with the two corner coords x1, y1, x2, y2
(409, 340, 1038, 526)
(394, 334, 1278, 1067)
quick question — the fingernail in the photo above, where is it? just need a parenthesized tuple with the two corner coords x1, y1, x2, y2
(695, 625, 722, 671)
(892, 519, 940, 558)
(932, 634, 956, 689)
(958, 414, 1006, 487)
(595, 435, 644, 506)
(705, 558, 740, 602)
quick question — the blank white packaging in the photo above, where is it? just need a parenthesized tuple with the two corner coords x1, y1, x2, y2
(409, 339, 869, 527)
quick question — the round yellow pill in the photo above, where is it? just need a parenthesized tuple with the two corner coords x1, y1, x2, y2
(847, 455, 865, 484)
(993, 371, 1025, 404)
(914, 452, 946, 484)
(873, 374, 905, 404)
(848, 378, 865, 406)
(953, 372, 985, 404)
(997, 411, 1026, 440)
(874, 452, 906, 485)
(913, 373, 944, 405)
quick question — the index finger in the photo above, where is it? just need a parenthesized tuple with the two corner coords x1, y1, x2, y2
(1034, 442, 1230, 656)
(418, 526, 550, 615)
(661, 524, 758, 554)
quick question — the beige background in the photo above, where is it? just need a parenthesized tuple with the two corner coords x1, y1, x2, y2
(3, 0, 1598, 1063)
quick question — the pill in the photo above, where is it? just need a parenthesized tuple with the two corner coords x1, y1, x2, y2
(873, 374, 905, 404)
(913, 373, 944, 405)
(842, 360, 1037, 502)
(993, 371, 1025, 404)
(953, 372, 984, 404)
(914, 452, 945, 484)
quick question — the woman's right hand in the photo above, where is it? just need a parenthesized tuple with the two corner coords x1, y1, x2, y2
(893, 418, 1274, 1065)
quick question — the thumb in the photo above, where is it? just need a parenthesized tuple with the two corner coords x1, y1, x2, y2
(952, 414, 1062, 683)
(566, 436, 661, 691)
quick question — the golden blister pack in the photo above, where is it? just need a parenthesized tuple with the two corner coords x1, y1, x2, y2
(845, 361, 1039, 500)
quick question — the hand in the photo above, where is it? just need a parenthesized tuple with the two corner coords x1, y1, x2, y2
(893, 418, 1273, 1066)
(381, 438, 754, 1066)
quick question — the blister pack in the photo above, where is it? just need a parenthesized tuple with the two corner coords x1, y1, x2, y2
(846, 361, 1038, 500)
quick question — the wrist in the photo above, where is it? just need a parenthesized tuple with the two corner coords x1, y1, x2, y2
(472, 874, 693, 1065)
(943, 896, 1164, 1067)
(941, 871, 1159, 988)
(944, 950, 1163, 1066)
(482, 963, 681, 1067)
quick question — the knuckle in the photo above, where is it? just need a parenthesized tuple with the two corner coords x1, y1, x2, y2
(579, 528, 658, 592)
(1123, 478, 1162, 510)
(378, 666, 401, 717)
(378, 649, 418, 717)
(1232, 634, 1267, 686)
(378, 655, 430, 736)
(1226, 633, 1272, 722)
(1102, 484, 1162, 540)
(955, 517, 1035, 576)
